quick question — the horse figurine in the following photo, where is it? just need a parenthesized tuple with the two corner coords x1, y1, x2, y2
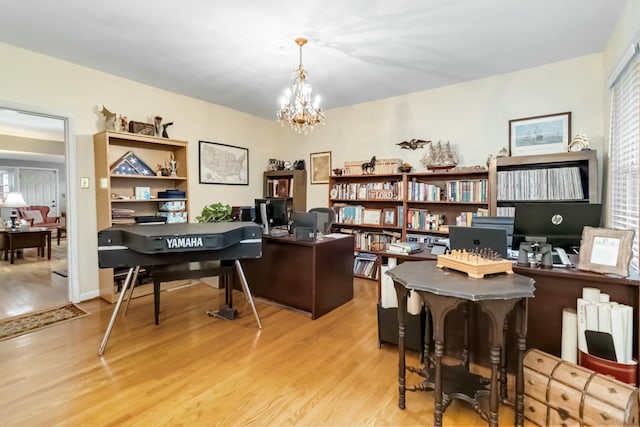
(361, 156, 376, 174)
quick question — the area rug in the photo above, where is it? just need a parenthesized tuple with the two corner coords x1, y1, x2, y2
(0, 303, 89, 341)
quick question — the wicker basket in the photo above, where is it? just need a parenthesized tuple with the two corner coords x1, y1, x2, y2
(343, 158, 401, 175)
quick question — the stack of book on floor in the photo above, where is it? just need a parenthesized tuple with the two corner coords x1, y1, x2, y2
(387, 241, 422, 254)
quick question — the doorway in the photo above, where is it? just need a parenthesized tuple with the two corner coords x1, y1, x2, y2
(0, 107, 70, 318)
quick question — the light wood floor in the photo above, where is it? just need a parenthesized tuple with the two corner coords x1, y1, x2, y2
(0, 271, 527, 426)
(0, 237, 68, 319)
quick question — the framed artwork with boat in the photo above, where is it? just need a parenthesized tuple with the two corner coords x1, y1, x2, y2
(509, 112, 571, 156)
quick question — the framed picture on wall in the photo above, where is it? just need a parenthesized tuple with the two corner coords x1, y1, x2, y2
(509, 112, 571, 156)
(199, 141, 249, 185)
(310, 151, 331, 184)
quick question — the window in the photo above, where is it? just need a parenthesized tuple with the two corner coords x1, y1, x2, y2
(609, 59, 640, 270)
(0, 169, 10, 201)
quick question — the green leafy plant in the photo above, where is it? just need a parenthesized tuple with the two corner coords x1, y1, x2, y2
(196, 202, 232, 223)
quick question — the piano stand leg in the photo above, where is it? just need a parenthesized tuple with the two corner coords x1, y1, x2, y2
(98, 266, 139, 356)
(235, 259, 262, 329)
(122, 266, 141, 316)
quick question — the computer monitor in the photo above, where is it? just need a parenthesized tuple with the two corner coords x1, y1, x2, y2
(449, 226, 509, 259)
(254, 198, 289, 233)
(471, 216, 514, 249)
(512, 202, 602, 251)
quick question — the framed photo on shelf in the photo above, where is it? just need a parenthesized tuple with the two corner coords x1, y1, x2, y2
(362, 208, 382, 226)
(310, 151, 331, 184)
(577, 226, 634, 277)
(383, 208, 397, 226)
(199, 141, 248, 185)
(509, 112, 571, 156)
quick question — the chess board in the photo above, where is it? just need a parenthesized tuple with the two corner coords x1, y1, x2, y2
(436, 250, 513, 278)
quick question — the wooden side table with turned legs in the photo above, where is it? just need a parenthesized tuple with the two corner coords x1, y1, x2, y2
(387, 261, 535, 427)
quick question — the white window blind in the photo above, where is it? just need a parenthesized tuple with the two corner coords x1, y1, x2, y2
(609, 61, 640, 270)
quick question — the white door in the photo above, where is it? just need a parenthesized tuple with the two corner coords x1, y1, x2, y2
(19, 168, 59, 216)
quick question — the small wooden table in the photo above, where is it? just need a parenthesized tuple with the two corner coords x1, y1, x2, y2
(387, 261, 535, 426)
(0, 227, 52, 264)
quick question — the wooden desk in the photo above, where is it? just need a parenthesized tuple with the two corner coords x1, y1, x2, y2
(512, 261, 640, 383)
(240, 234, 354, 319)
(0, 227, 51, 264)
(388, 261, 535, 427)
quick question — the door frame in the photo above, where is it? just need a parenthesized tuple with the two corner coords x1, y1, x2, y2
(0, 103, 78, 303)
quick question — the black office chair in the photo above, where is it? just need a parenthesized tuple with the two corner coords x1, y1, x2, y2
(308, 207, 335, 234)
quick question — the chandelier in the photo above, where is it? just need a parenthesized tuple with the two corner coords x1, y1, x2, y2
(277, 38, 325, 135)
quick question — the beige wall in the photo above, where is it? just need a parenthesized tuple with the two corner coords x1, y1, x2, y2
(0, 42, 275, 301)
(275, 54, 606, 209)
(1, 5, 637, 300)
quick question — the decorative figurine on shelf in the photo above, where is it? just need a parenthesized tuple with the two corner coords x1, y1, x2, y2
(162, 122, 173, 138)
(100, 105, 116, 130)
(154, 116, 163, 137)
(118, 114, 128, 133)
(169, 153, 178, 177)
(361, 156, 376, 174)
(421, 141, 458, 170)
(397, 138, 431, 150)
(399, 163, 412, 172)
(568, 133, 590, 152)
(293, 159, 305, 170)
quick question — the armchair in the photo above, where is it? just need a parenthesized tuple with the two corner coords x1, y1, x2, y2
(17, 205, 64, 244)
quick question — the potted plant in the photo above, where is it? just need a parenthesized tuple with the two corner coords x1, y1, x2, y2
(196, 202, 232, 223)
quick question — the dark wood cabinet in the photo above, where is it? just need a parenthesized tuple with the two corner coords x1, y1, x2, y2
(240, 234, 354, 319)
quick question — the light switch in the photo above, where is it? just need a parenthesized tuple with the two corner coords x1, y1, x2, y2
(80, 177, 90, 189)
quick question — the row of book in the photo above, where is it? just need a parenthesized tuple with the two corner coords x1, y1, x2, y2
(265, 178, 293, 198)
(354, 252, 378, 279)
(406, 208, 445, 232)
(330, 181, 403, 200)
(408, 179, 487, 202)
(333, 204, 405, 228)
(496, 167, 585, 201)
(111, 208, 136, 225)
(338, 228, 402, 252)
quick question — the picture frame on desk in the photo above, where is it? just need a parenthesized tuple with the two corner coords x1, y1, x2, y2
(198, 140, 249, 185)
(578, 226, 634, 277)
(310, 151, 331, 184)
(509, 112, 571, 156)
(363, 208, 382, 226)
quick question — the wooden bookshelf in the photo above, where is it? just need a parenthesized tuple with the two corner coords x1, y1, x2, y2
(263, 170, 307, 213)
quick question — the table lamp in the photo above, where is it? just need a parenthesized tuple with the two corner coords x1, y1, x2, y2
(3, 192, 27, 230)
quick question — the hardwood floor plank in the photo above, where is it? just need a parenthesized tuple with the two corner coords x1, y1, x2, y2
(0, 276, 525, 426)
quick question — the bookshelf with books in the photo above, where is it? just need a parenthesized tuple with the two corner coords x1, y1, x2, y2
(488, 150, 598, 216)
(263, 170, 307, 214)
(93, 130, 190, 303)
(329, 173, 405, 251)
(404, 168, 490, 237)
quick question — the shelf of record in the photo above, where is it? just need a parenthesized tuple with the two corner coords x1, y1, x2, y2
(408, 178, 488, 202)
(330, 180, 403, 201)
(496, 166, 585, 202)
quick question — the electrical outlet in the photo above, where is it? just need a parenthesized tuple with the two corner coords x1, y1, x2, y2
(80, 177, 90, 189)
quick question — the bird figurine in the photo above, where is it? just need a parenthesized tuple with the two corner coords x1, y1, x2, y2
(397, 138, 431, 150)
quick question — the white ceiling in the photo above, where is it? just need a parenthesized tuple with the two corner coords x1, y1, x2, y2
(0, 0, 629, 120)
